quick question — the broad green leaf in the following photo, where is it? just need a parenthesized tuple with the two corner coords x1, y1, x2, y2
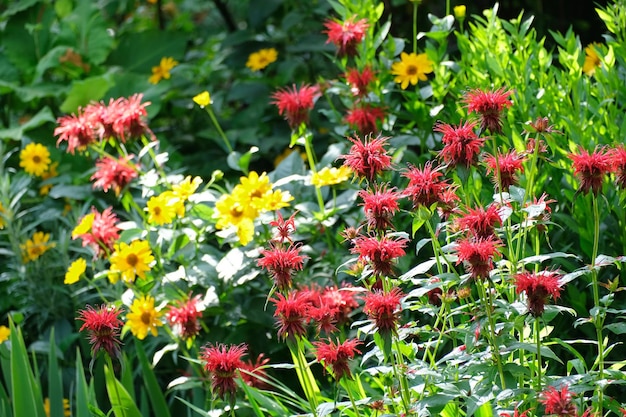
(0, 106, 56, 140)
(60, 74, 114, 113)
(104, 363, 143, 417)
(9, 321, 46, 417)
(48, 329, 64, 417)
(106, 30, 187, 73)
(75, 350, 91, 417)
(135, 340, 171, 417)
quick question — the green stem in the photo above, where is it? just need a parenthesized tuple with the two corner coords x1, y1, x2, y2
(342, 379, 362, 417)
(105, 356, 128, 417)
(534, 317, 542, 392)
(477, 279, 507, 389)
(392, 339, 411, 414)
(412, 2, 418, 53)
(205, 107, 233, 153)
(591, 194, 604, 414)
(302, 131, 326, 216)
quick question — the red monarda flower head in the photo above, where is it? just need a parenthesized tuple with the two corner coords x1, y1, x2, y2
(91, 155, 138, 195)
(345, 104, 385, 135)
(54, 111, 99, 154)
(240, 353, 271, 389)
(323, 16, 369, 57)
(167, 295, 203, 341)
(339, 134, 392, 181)
(201, 343, 247, 399)
(271, 84, 320, 129)
(271, 290, 310, 340)
(515, 270, 562, 317)
(483, 150, 525, 190)
(359, 184, 401, 231)
(105, 94, 154, 142)
(76, 304, 123, 359)
(609, 145, 626, 190)
(314, 338, 362, 380)
(455, 204, 502, 239)
(321, 285, 360, 326)
(463, 87, 513, 134)
(345, 67, 375, 96)
(403, 161, 451, 208)
(539, 385, 577, 416)
(351, 234, 408, 277)
(435, 120, 485, 168)
(269, 211, 297, 243)
(570, 146, 612, 196)
(258, 242, 307, 290)
(72, 207, 120, 258)
(455, 236, 502, 279)
(363, 287, 404, 336)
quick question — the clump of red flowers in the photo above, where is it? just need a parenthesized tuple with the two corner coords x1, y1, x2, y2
(515, 270, 563, 317)
(483, 150, 525, 190)
(455, 236, 502, 279)
(76, 304, 123, 359)
(339, 134, 393, 181)
(167, 294, 203, 341)
(323, 16, 369, 57)
(201, 343, 247, 399)
(363, 287, 404, 336)
(539, 385, 578, 417)
(570, 146, 613, 196)
(609, 144, 626, 189)
(72, 207, 120, 258)
(314, 338, 362, 380)
(271, 84, 320, 129)
(358, 184, 401, 231)
(463, 87, 513, 134)
(345, 67, 375, 96)
(435, 120, 485, 168)
(345, 103, 386, 135)
(351, 234, 408, 277)
(91, 155, 139, 195)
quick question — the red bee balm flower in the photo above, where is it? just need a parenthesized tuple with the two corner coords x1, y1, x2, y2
(359, 184, 401, 231)
(515, 270, 562, 316)
(314, 338, 362, 380)
(201, 343, 247, 399)
(271, 84, 320, 129)
(463, 87, 513, 134)
(483, 150, 525, 190)
(72, 207, 120, 258)
(345, 104, 385, 135)
(323, 16, 369, 57)
(339, 134, 392, 181)
(363, 287, 404, 336)
(345, 67, 375, 96)
(403, 161, 452, 208)
(435, 120, 485, 168)
(271, 291, 310, 340)
(539, 385, 577, 416)
(570, 146, 612, 196)
(609, 145, 626, 190)
(54, 112, 98, 154)
(351, 234, 408, 277)
(91, 155, 138, 195)
(269, 211, 297, 243)
(455, 237, 501, 279)
(455, 204, 502, 239)
(167, 295, 203, 341)
(258, 242, 307, 290)
(76, 304, 123, 359)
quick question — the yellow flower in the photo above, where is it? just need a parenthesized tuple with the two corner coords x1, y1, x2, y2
(254, 189, 293, 212)
(215, 192, 258, 230)
(454, 5, 466, 19)
(149, 57, 179, 84)
(236, 218, 255, 246)
(391, 52, 434, 89)
(0, 202, 6, 230)
(246, 48, 278, 71)
(39, 162, 59, 195)
(311, 166, 353, 187)
(19, 143, 51, 177)
(172, 175, 203, 201)
(0, 325, 9, 344)
(72, 212, 95, 238)
(65, 258, 87, 285)
(193, 91, 211, 107)
(146, 193, 177, 225)
(20, 231, 55, 263)
(240, 171, 272, 200)
(126, 295, 162, 340)
(583, 43, 602, 76)
(109, 240, 154, 283)
(44, 398, 71, 417)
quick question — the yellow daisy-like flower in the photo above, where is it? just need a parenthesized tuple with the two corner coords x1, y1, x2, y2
(583, 43, 602, 76)
(146, 193, 177, 225)
(126, 295, 162, 340)
(254, 189, 293, 212)
(43, 398, 71, 417)
(193, 91, 211, 107)
(64, 258, 87, 285)
(0, 201, 7, 230)
(236, 217, 255, 246)
(0, 325, 9, 344)
(311, 166, 353, 187)
(246, 48, 278, 71)
(391, 52, 434, 89)
(172, 176, 203, 201)
(19, 143, 51, 177)
(109, 240, 155, 283)
(20, 231, 55, 263)
(39, 162, 59, 195)
(72, 212, 95, 238)
(149, 57, 179, 84)
(215, 193, 258, 230)
(240, 171, 272, 200)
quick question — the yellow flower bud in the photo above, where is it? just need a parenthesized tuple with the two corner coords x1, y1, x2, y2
(454, 5, 466, 19)
(193, 91, 211, 108)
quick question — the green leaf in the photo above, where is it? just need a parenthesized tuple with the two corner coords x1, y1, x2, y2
(48, 329, 65, 417)
(33, 46, 69, 82)
(106, 30, 188, 73)
(474, 401, 494, 417)
(104, 363, 143, 417)
(60, 74, 114, 113)
(605, 323, 626, 335)
(0, 106, 56, 140)
(9, 321, 46, 417)
(135, 340, 171, 417)
(75, 350, 91, 417)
